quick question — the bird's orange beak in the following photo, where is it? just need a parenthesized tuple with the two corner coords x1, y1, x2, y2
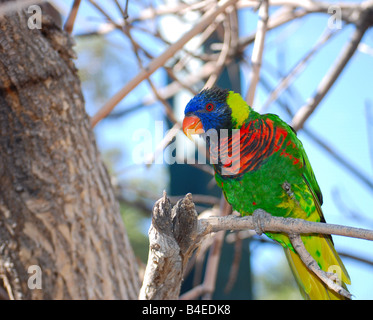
(182, 115, 204, 140)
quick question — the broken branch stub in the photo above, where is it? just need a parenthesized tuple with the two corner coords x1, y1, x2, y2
(139, 192, 201, 300)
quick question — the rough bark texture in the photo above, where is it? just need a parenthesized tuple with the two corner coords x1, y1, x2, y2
(0, 5, 140, 299)
(139, 192, 201, 300)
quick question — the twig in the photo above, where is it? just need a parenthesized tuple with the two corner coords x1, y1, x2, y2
(291, 10, 371, 130)
(204, 9, 232, 89)
(124, 27, 179, 124)
(260, 27, 338, 112)
(173, 9, 225, 72)
(0, 275, 13, 300)
(331, 187, 373, 227)
(237, 7, 308, 53)
(87, 0, 123, 29)
(90, 0, 239, 127)
(63, 0, 81, 34)
(123, 0, 129, 20)
(128, 1, 210, 24)
(245, 0, 269, 106)
(289, 233, 351, 299)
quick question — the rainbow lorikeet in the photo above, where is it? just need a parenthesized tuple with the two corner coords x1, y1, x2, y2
(182, 87, 350, 300)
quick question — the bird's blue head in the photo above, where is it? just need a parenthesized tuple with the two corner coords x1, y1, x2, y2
(182, 87, 232, 139)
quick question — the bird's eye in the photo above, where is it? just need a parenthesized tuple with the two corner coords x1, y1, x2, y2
(205, 103, 214, 112)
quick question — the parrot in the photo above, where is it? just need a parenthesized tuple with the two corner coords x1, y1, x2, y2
(182, 87, 351, 300)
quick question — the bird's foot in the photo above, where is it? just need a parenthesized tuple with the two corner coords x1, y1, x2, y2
(253, 209, 270, 235)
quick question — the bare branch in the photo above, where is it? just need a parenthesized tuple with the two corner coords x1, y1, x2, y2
(203, 209, 373, 241)
(260, 27, 338, 112)
(63, 0, 81, 34)
(291, 9, 372, 130)
(245, 0, 269, 106)
(90, 0, 239, 127)
(289, 233, 351, 299)
(204, 9, 233, 89)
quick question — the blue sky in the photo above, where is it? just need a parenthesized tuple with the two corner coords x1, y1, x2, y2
(58, 0, 373, 299)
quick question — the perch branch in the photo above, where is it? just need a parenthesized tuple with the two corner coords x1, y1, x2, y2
(141, 194, 373, 300)
(202, 209, 373, 241)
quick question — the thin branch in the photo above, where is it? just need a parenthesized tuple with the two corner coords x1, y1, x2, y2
(202, 209, 373, 241)
(203, 11, 232, 89)
(289, 233, 351, 299)
(87, 0, 123, 30)
(123, 0, 130, 20)
(124, 27, 178, 124)
(63, 0, 81, 34)
(113, 0, 125, 18)
(291, 10, 371, 130)
(245, 0, 269, 106)
(260, 27, 338, 113)
(91, 0, 239, 127)
(128, 1, 213, 24)
(173, 11, 225, 72)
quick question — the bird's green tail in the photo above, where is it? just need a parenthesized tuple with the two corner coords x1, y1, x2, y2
(284, 234, 351, 300)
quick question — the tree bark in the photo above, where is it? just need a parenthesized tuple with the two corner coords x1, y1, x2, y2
(139, 192, 202, 300)
(0, 4, 140, 299)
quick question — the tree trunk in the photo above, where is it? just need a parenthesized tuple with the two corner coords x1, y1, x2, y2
(0, 4, 140, 299)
